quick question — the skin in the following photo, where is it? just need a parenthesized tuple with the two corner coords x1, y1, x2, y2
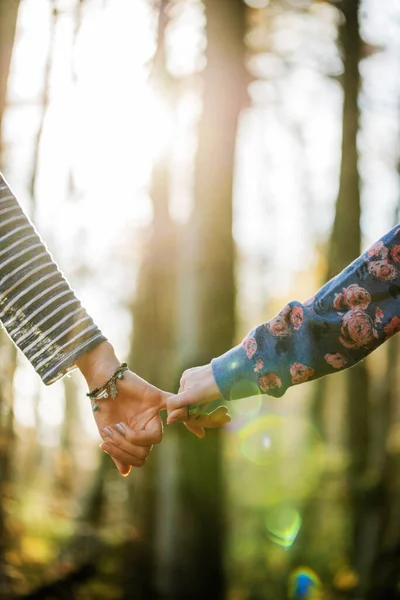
(76, 341, 167, 476)
(166, 363, 229, 438)
(77, 343, 230, 475)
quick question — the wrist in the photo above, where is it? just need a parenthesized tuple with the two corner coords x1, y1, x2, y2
(202, 364, 221, 401)
(76, 340, 120, 390)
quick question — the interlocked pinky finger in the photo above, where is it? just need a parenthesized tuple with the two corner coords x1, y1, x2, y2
(100, 442, 146, 468)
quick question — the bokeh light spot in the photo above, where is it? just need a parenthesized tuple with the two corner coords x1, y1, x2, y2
(288, 567, 321, 600)
(333, 566, 359, 591)
(244, 0, 270, 8)
(229, 394, 262, 421)
(266, 506, 301, 548)
(236, 415, 324, 503)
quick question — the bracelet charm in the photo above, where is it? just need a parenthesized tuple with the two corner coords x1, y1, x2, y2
(87, 362, 129, 409)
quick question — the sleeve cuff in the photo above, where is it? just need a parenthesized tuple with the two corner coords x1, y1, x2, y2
(211, 344, 261, 401)
(39, 334, 107, 385)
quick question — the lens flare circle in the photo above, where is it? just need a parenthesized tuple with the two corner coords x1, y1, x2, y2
(238, 414, 323, 502)
(265, 506, 302, 549)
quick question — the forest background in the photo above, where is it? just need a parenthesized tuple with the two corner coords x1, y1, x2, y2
(0, 0, 400, 598)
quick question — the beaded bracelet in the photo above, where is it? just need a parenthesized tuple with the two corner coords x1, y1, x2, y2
(87, 362, 129, 411)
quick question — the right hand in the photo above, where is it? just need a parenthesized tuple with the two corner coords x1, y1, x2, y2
(166, 364, 231, 438)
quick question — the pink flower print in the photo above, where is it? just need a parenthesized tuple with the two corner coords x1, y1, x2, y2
(343, 284, 371, 310)
(334, 284, 371, 311)
(324, 353, 348, 369)
(375, 307, 384, 325)
(383, 316, 400, 339)
(268, 305, 291, 337)
(258, 372, 282, 392)
(290, 306, 304, 331)
(290, 362, 315, 385)
(333, 293, 344, 311)
(254, 358, 264, 374)
(390, 245, 400, 263)
(339, 309, 378, 349)
(367, 241, 388, 259)
(242, 336, 257, 359)
(368, 260, 397, 281)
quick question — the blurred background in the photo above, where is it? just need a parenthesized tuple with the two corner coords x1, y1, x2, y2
(0, 0, 400, 598)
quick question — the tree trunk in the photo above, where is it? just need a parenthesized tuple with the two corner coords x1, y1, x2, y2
(0, 0, 20, 163)
(162, 1, 248, 598)
(123, 3, 178, 598)
(314, 0, 367, 472)
(309, 0, 372, 590)
(0, 1, 20, 596)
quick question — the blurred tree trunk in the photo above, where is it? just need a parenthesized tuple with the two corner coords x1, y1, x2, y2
(160, 1, 248, 599)
(313, 0, 367, 474)
(0, 0, 20, 164)
(365, 335, 400, 600)
(0, 342, 17, 597)
(365, 162, 400, 600)
(0, 1, 20, 596)
(309, 0, 373, 589)
(55, 376, 79, 497)
(329, 0, 369, 477)
(122, 2, 179, 598)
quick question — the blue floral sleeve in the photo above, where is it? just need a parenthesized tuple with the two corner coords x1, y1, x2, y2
(211, 226, 400, 400)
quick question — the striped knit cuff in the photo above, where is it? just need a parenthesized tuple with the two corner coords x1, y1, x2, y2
(39, 333, 107, 385)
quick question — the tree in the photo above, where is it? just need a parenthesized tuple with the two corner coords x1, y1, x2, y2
(0, 0, 20, 161)
(160, 1, 248, 598)
(0, 1, 20, 596)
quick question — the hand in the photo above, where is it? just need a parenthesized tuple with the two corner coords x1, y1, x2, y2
(76, 341, 169, 476)
(166, 363, 231, 438)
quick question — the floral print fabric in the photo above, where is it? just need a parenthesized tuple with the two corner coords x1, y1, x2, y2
(211, 226, 400, 400)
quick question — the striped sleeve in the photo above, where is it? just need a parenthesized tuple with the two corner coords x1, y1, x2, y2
(0, 172, 107, 385)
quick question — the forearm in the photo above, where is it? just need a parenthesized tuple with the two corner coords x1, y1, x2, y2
(0, 173, 106, 384)
(212, 225, 400, 400)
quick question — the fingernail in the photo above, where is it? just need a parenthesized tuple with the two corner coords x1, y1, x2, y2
(103, 426, 113, 437)
(116, 423, 126, 435)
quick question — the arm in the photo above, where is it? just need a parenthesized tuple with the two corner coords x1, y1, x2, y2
(167, 226, 400, 421)
(0, 173, 166, 474)
(0, 172, 106, 383)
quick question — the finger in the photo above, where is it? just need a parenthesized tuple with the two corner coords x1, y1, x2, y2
(112, 457, 132, 477)
(167, 407, 188, 424)
(100, 441, 146, 468)
(167, 403, 231, 427)
(167, 389, 206, 416)
(184, 421, 205, 439)
(102, 426, 151, 460)
(128, 414, 163, 445)
(190, 406, 231, 428)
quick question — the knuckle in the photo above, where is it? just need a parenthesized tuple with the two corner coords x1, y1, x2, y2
(137, 446, 149, 460)
(125, 432, 137, 444)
